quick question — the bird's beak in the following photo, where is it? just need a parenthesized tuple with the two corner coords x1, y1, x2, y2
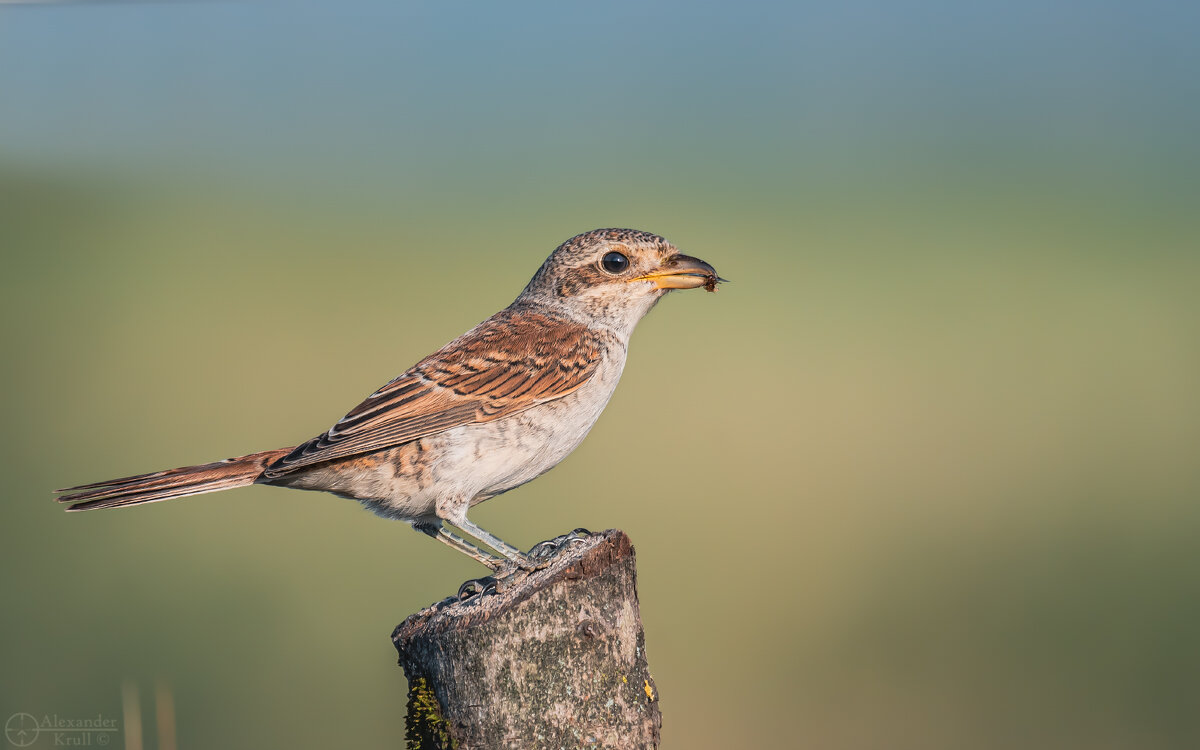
(629, 254, 727, 291)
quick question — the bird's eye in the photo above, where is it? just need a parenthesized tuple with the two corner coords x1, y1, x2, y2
(600, 252, 629, 274)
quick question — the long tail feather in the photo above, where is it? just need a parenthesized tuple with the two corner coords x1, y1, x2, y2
(57, 448, 294, 511)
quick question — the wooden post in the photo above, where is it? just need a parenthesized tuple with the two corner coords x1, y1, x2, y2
(392, 529, 661, 749)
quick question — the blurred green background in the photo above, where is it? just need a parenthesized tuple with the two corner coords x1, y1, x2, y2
(3, 2, 1199, 748)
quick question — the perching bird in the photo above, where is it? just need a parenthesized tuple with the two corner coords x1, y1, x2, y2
(57, 228, 723, 570)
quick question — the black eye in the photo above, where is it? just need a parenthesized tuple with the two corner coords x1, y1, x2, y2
(600, 252, 629, 274)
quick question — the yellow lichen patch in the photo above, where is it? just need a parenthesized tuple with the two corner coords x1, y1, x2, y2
(643, 679, 655, 701)
(405, 677, 457, 749)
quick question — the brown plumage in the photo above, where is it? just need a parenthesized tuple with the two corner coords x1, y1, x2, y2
(58, 449, 293, 510)
(264, 308, 603, 476)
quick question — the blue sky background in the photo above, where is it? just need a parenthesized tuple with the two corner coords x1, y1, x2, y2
(4, 1, 1198, 186)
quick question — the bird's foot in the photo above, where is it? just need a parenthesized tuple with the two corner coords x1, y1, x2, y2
(457, 529, 595, 599)
(494, 542, 568, 576)
(527, 527, 594, 562)
(458, 556, 539, 598)
(500, 552, 546, 574)
(457, 575, 498, 600)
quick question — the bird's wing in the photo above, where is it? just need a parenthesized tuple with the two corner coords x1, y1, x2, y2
(262, 309, 603, 478)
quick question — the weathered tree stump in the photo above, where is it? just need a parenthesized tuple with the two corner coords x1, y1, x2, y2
(391, 529, 660, 749)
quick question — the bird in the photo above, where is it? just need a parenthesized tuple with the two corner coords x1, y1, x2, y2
(56, 228, 723, 570)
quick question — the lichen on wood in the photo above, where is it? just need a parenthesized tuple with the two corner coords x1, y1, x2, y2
(405, 677, 457, 749)
(392, 529, 660, 749)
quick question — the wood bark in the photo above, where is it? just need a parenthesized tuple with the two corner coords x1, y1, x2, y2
(392, 529, 660, 749)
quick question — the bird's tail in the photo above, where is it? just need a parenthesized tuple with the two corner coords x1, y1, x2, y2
(56, 448, 294, 511)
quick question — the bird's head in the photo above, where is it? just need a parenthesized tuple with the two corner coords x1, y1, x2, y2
(518, 228, 723, 334)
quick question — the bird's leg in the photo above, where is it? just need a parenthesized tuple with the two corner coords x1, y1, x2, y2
(434, 496, 540, 571)
(450, 517, 541, 571)
(412, 520, 506, 571)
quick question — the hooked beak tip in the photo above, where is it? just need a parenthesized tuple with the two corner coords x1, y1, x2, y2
(630, 253, 723, 291)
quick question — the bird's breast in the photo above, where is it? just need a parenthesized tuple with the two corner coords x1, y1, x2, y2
(436, 344, 628, 502)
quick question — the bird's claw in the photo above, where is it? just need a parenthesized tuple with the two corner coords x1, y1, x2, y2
(457, 576, 498, 600)
(527, 527, 594, 561)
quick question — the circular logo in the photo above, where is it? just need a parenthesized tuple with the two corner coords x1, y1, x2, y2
(5, 713, 40, 748)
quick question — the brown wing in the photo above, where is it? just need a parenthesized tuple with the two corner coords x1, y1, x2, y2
(262, 308, 603, 478)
